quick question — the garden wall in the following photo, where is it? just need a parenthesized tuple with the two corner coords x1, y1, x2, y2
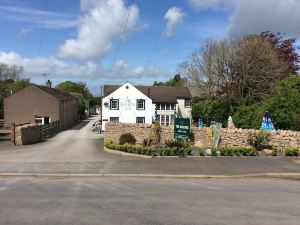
(105, 123, 173, 145)
(105, 122, 300, 149)
(14, 123, 40, 145)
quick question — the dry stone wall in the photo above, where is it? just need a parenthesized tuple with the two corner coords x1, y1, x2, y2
(105, 122, 300, 149)
(14, 124, 40, 145)
(105, 122, 174, 145)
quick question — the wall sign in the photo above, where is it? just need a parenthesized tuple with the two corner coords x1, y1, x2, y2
(174, 118, 191, 140)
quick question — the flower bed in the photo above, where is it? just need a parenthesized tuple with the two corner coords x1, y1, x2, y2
(105, 140, 192, 157)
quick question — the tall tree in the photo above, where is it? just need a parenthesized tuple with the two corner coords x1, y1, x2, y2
(236, 36, 288, 105)
(256, 31, 300, 76)
(56, 81, 92, 100)
(153, 74, 187, 86)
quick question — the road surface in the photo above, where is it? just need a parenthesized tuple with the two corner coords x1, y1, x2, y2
(0, 177, 299, 225)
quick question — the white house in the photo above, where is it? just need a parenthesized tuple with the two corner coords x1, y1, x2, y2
(101, 82, 192, 130)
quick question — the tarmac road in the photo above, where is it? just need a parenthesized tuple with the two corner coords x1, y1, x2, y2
(0, 117, 299, 175)
(0, 177, 299, 225)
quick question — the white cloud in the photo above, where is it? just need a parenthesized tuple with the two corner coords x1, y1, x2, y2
(0, 51, 166, 80)
(228, 0, 300, 38)
(187, 0, 220, 10)
(58, 0, 139, 61)
(0, 5, 77, 29)
(164, 7, 185, 37)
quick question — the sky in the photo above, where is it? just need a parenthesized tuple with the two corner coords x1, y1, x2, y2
(0, 0, 300, 95)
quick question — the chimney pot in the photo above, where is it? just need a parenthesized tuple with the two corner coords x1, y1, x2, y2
(46, 80, 52, 88)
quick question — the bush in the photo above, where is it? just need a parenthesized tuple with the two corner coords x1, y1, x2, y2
(165, 139, 191, 148)
(211, 148, 218, 156)
(192, 97, 231, 127)
(220, 147, 258, 156)
(247, 131, 271, 151)
(105, 142, 191, 157)
(233, 104, 266, 129)
(199, 149, 205, 156)
(284, 147, 299, 156)
(119, 133, 136, 145)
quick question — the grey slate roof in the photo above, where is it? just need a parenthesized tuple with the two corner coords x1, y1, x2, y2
(103, 85, 192, 103)
(34, 84, 76, 100)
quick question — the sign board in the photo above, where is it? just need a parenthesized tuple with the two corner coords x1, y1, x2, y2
(212, 122, 222, 148)
(174, 118, 191, 140)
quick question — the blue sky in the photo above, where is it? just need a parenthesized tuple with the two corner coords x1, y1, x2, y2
(0, 0, 300, 95)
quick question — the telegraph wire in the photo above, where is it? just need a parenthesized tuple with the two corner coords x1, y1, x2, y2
(112, 0, 134, 66)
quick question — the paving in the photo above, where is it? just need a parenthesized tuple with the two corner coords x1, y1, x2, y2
(0, 177, 300, 225)
(0, 116, 299, 176)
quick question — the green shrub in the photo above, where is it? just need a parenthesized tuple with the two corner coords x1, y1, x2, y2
(199, 149, 205, 156)
(119, 133, 136, 145)
(220, 147, 257, 156)
(284, 147, 299, 156)
(247, 131, 271, 151)
(211, 148, 217, 156)
(165, 139, 191, 148)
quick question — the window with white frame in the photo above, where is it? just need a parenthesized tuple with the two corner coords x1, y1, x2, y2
(136, 99, 145, 110)
(136, 117, 145, 124)
(110, 117, 119, 123)
(184, 99, 191, 108)
(170, 104, 175, 110)
(110, 99, 119, 110)
(170, 115, 175, 125)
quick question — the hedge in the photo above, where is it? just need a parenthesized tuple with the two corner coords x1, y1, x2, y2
(284, 147, 299, 156)
(219, 147, 258, 156)
(105, 140, 192, 157)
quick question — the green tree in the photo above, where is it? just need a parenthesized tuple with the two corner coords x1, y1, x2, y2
(56, 81, 93, 118)
(191, 97, 231, 126)
(266, 76, 300, 131)
(153, 74, 186, 86)
(233, 104, 266, 129)
(9, 79, 30, 94)
(56, 81, 92, 100)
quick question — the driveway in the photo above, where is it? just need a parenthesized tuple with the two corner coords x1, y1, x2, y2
(0, 117, 299, 175)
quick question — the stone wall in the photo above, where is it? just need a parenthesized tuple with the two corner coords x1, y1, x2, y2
(14, 123, 40, 145)
(105, 122, 174, 145)
(105, 122, 300, 149)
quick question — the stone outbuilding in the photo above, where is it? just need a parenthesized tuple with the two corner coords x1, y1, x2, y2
(4, 80, 78, 130)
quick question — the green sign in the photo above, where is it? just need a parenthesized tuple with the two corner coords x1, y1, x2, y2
(174, 118, 191, 140)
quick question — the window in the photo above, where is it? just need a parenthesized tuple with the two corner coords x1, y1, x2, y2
(166, 115, 170, 126)
(184, 100, 191, 108)
(170, 104, 175, 110)
(161, 104, 166, 110)
(166, 104, 170, 110)
(35, 117, 43, 125)
(170, 115, 175, 125)
(110, 117, 119, 123)
(136, 99, 145, 110)
(110, 99, 119, 110)
(136, 117, 145, 124)
(161, 115, 165, 124)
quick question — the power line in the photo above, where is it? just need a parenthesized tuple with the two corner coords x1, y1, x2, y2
(38, 0, 48, 57)
(145, 22, 164, 68)
(112, 0, 134, 65)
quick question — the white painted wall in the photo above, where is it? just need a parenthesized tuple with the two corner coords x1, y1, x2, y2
(177, 99, 191, 118)
(102, 82, 153, 130)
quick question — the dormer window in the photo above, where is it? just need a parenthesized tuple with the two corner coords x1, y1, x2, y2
(184, 99, 191, 108)
(136, 99, 145, 110)
(110, 99, 119, 110)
